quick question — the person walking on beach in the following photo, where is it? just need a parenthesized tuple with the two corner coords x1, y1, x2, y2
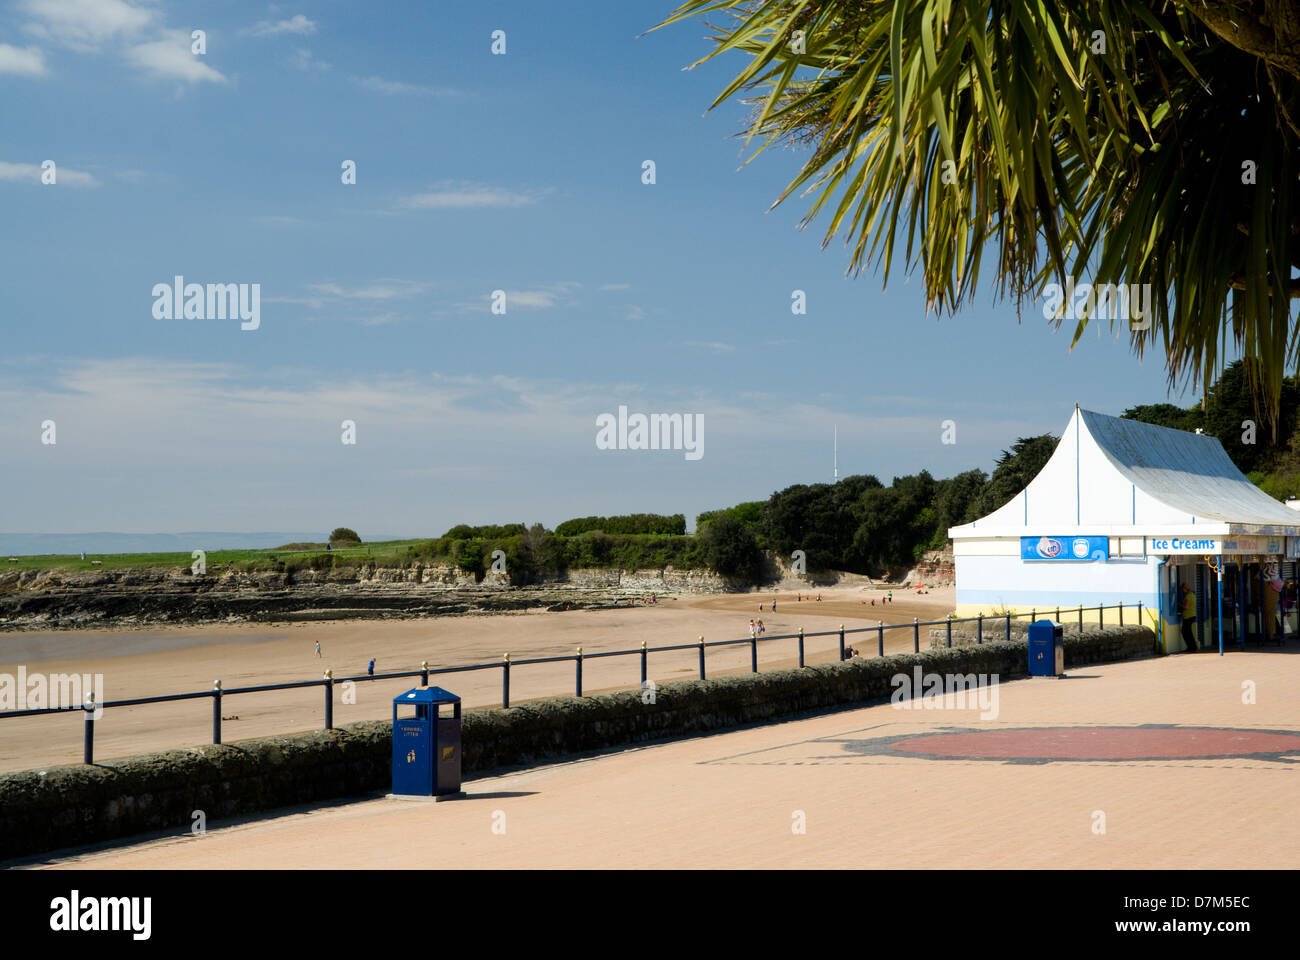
(1179, 583, 1199, 652)
(749, 619, 756, 640)
(367, 657, 376, 676)
(314, 640, 321, 658)
(771, 598, 776, 613)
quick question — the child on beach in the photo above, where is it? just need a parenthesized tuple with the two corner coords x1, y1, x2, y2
(368, 658, 375, 676)
(315, 641, 321, 658)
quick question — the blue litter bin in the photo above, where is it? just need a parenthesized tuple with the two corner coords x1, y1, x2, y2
(392, 686, 463, 798)
(1027, 620, 1064, 677)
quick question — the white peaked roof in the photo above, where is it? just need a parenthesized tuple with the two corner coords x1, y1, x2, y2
(949, 407, 1300, 538)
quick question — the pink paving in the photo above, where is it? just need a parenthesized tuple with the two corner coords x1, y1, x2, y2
(890, 726, 1300, 761)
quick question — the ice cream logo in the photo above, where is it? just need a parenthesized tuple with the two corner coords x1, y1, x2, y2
(1072, 537, 1091, 558)
(1036, 537, 1062, 558)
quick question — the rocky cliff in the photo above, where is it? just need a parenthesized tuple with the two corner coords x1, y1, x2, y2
(0, 564, 739, 630)
(902, 547, 956, 586)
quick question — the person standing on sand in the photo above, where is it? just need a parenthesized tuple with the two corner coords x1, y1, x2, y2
(771, 598, 776, 613)
(749, 619, 756, 640)
(314, 641, 321, 658)
(368, 657, 376, 676)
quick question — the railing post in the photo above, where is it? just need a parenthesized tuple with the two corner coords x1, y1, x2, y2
(1137, 601, 1143, 627)
(576, 647, 583, 697)
(1119, 602, 1124, 626)
(421, 660, 429, 687)
(837, 624, 844, 663)
(1055, 606, 1060, 623)
(1079, 604, 1084, 633)
(877, 620, 884, 657)
(1006, 612, 1012, 642)
(751, 632, 758, 673)
(640, 641, 647, 686)
(1031, 608, 1036, 623)
(502, 653, 511, 709)
(977, 613, 983, 645)
(946, 618, 952, 648)
(1099, 604, 1104, 629)
(799, 627, 807, 667)
(83, 692, 95, 765)
(212, 680, 222, 745)
(323, 669, 333, 730)
(913, 618, 919, 653)
(698, 636, 706, 680)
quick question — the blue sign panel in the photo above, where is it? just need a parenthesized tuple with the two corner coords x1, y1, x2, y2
(1020, 535, 1109, 561)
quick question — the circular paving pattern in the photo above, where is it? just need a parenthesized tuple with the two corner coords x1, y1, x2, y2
(885, 726, 1300, 763)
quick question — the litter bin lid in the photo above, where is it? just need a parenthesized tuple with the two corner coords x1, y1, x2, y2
(394, 686, 460, 705)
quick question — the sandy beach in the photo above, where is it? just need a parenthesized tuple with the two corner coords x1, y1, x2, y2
(0, 585, 955, 772)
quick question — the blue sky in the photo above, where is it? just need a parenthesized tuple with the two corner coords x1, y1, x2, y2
(0, 0, 1209, 541)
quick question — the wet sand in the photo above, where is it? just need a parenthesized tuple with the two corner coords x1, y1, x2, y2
(0, 586, 953, 772)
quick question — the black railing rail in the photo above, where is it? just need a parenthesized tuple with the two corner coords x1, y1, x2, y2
(1, 603, 1145, 764)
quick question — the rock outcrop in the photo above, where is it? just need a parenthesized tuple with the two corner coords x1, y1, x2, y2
(0, 564, 740, 630)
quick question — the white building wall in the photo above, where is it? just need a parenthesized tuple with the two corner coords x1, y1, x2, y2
(954, 553, 1162, 613)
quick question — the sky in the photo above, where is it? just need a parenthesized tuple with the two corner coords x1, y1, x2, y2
(0, 0, 1213, 542)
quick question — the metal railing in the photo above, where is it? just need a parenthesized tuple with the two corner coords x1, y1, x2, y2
(0, 602, 1144, 765)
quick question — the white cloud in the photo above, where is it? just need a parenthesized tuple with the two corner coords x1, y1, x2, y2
(125, 29, 228, 84)
(0, 161, 97, 186)
(456, 282, 581, 312)
(0, 43, 46, 76)
(353, 75, 460, 98)
(20, 0, 152, 51)
(684, 341, 736, 354)
(289, 47, 327, 71)
(307, 280, 431, 301)
(398, 181, 546, 210)
(249, 14, 317, 37)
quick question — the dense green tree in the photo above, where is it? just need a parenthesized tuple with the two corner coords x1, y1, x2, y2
(1120, 404, 1196, 433)
(701, 514, 764, 580)
(328, 527, 360, 544)
(934, 469, 989, 533)
(555, 514, 686, 536)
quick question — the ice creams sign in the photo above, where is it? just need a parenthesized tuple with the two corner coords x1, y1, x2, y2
(1147, 535, 1284, 555)
(1020, 536, 1109, 561)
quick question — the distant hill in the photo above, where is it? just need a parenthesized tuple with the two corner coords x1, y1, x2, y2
(0, 532, 404, 557)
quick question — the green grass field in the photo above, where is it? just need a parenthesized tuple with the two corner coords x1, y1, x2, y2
(0, 539, 431, 573)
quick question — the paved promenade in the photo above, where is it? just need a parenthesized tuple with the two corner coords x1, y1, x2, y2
(25, 649, 1300, 869)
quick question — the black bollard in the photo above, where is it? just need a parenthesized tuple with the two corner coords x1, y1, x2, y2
(212, 680, 222, 745)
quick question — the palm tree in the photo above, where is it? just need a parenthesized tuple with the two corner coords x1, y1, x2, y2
(654, 1, 1300, 427)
